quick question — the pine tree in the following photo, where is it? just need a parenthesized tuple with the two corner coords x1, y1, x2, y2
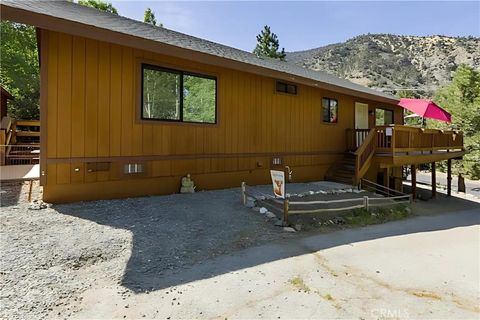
(253, 25, 286, 61)
(78, 0, 118, 15)
(144, 8, 160, 27)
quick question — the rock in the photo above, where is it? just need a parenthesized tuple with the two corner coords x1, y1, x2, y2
(294, 224, 302, 231)
(283, 227, 296, 233)
(245, 197, 256, 208)
(333, 216, 345, 224)
(259, 207, 268, 214)
(274, 220, 284, 227)
(265, 211, 276, 219)
(28, 200, 49, 210)
(252, 207, 260, 212)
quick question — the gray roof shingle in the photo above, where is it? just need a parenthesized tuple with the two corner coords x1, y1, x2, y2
(2, 0, 398, 102)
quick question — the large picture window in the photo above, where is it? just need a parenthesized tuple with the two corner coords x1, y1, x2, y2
(322, 98, 338, 123)
(141, 64, 216, 124)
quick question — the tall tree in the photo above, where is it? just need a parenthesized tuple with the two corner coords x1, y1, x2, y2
(78, 0, 118, 15)
(431, 64, 480, 179)
(144, 8, 163, 27)
(0, 21, 39, 120)
(253, 25, 286, 61)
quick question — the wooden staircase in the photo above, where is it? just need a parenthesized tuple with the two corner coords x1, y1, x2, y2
(1, 117, 40, 165)
(325, 152, 356, 185)
(326, 128, 377, 186)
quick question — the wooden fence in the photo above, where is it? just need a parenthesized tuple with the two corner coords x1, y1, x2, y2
(241, 179, 411, 225)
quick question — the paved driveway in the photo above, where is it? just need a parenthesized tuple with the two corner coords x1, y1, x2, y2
(75, 207, 480, 319)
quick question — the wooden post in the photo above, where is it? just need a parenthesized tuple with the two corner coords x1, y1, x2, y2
(241, 182, 246, 205)
(383, 167, 390, 197)
(411, 164, 417, 200)
(447, 159, 452, 197)
(363, 196, 369, 210)
(431, 162, 436, 199)
(28, 179, 33, 202)
(283, 199, 289, 226)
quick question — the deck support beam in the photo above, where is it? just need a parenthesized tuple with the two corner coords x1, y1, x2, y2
(447, 159, 452, 197)
(383, 167, 390, 196)
(411, 164, 417, 200)
(431, 162, 436, 199)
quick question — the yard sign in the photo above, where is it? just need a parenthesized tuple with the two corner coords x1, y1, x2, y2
(270, 170, 285, 199)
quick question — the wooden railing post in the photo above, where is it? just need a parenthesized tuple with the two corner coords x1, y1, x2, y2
(241, 182, 246, 205)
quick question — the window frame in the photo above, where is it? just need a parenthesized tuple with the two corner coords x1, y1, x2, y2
(322, 97, 339, 124)
(375, 107, 394, 126)
(140, 63, 218, 125)
(275, 80, 297, 95)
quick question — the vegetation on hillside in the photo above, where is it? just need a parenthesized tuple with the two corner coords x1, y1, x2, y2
(253, 25, 286, 61)
(288, 34, 479, 95)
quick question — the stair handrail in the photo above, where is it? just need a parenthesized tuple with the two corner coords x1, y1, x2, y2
(354, 128, 377, 184)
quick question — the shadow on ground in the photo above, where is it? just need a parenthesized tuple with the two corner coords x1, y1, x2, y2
(53, 185, 480, 293)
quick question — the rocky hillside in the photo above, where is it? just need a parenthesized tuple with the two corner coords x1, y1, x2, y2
(287, 34, 480, 96)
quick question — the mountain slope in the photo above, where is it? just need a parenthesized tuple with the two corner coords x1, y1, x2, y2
(287, 34, 480, 95)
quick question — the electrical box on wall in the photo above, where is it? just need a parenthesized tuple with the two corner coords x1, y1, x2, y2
(124, 163, 144, 174)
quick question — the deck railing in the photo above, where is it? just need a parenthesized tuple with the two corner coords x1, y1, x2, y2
(346, 125, 464, 184)
(346, 128, 370, 151)
(354, 128, 377, 183)
(374, 125, 463, 153)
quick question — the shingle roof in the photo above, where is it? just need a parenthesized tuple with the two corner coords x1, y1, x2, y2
(2, 0, 398, 103)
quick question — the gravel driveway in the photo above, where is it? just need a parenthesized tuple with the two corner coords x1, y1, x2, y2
(1, 187, 293, 319)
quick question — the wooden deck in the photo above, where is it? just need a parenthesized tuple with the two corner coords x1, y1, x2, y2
(345, 125, 464, 183)
(0, 164, 40, 181)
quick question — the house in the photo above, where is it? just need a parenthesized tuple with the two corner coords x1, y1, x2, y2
(0, 1, 465, 203)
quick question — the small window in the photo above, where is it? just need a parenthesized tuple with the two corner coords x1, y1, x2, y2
(141, 64, 216, 124)
(322, 98, 338, 123)
(375, 108, 394, 125)
(276, 81, 297, 95)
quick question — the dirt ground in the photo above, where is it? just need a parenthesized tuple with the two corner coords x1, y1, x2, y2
(1, 180, 479, 319)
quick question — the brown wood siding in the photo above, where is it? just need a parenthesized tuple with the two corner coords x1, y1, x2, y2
(41, 30, 402, 202)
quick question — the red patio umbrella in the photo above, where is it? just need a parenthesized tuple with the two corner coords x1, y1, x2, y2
(398, 98, 451, 123)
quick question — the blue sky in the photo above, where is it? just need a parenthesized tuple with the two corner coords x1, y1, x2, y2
(110, 1, 480, 52)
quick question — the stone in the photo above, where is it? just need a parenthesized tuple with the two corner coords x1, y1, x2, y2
(259, 207, 268, 214)
(283, 227, 296, 233)
(245, 197, 256, 208)
(28, 200, 48, 210)
(252, 207, 260, 212)
(333, 216, 345, 224)
(294, 224, 302, 231)
(274, 220, 284, 227)
(265, 212, 276, 219)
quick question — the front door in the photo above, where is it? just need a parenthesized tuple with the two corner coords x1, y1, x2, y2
(355, 102, 369, 147)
